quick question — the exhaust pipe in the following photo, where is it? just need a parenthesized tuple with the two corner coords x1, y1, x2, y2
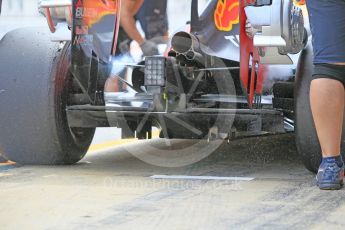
(171, 31, 200, 53)
(185, 50, 204, 63)
(171, 31, 205, 65)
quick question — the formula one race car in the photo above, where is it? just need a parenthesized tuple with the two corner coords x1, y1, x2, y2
(0, 0, 342, 173)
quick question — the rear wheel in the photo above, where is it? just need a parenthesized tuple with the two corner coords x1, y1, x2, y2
(295, 44, 345, 173)
(0, 28, 95, 165)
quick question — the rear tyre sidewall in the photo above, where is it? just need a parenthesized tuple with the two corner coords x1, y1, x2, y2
(0, 28, 94, 165)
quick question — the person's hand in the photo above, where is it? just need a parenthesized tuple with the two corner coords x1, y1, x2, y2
(140, 40, 159, 57)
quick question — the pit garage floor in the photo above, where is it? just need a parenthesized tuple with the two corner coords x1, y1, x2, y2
(1, 134, 345, 230)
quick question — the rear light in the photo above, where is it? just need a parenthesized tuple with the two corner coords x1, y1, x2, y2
(144, 57, 166, 86)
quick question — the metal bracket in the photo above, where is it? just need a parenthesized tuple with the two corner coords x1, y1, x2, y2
(244, 0, 296, 64)
(39, 0, 72, 33)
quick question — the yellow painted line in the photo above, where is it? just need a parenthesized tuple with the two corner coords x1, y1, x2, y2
(87, 130, 160, 152)
(88, 139, 136, 152)
(152, 130, 160, 138)
(0, 173, 13, 177)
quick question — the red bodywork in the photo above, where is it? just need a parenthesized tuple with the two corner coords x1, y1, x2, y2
(74, 0, 121, 55)
(212, 0, 267, 107)
(239, 0, 267, 107)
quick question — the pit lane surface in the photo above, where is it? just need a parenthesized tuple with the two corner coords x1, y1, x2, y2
(1, 134, 345, 230)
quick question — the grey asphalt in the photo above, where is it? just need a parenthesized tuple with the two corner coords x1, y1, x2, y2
(0, 1, 42, 38)
(1, 134, 345, 230)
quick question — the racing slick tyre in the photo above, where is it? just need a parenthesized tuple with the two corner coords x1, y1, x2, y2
(295, 44, 345, 173)
(0, 28, 95, 165)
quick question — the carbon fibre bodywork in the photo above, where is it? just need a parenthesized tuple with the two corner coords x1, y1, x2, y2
(63, 0, 297, 139)
(71, 0, 120, 104)
(191, 0, 240, 62)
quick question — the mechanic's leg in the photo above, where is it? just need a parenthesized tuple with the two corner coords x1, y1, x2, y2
(306, 0, 345, 189)
(310, 78, 344, 157)
(310, 73, 345, 190)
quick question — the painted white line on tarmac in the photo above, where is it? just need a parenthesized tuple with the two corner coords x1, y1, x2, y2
(150, 175, 255, 181)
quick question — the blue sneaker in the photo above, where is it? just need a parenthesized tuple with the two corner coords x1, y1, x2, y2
(316, 158, 344, 190)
